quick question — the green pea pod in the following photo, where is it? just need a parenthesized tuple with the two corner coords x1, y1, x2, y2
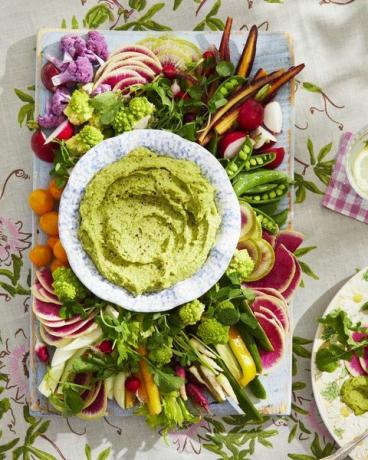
(207, 131, 219, 157)
(254, 201, 279, 215)
(212, 75, 246, 101)
(272, 208, 289, 227)
(248, 376, 267, 399)
(253, 208, 279, 235)
(243, 152, 276, 172)
(246, 183, 278, 194)
(226, 137, 254, 179)
(236, 322, 263, 373)
(233, 170, 289, 196)
(242, 184, 289, 205)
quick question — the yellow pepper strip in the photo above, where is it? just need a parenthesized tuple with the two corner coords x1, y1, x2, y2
(125, 389, 135, 409)
(138, 345, 162, 416)
(228, 327, 257, 387)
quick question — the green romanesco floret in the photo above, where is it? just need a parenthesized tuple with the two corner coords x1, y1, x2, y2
(215, 300, 240, 326)
(64, 89, 94, 126)
(148, 344, 174, 367)
(226, 249, 255, 283)
(197, 318, 229, 345)
(178, 299, 205, 326)
(112, 96, 155, 134)
(52, 267, 88, 302)
(66, 125, 104, 157)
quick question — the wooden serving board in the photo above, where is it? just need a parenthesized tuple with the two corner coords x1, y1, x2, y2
(30, 28, 295, 417)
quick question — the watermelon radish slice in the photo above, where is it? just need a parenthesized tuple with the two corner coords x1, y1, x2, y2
(100, 61, 155, 81)
(345, 353, 367, 376)
(110, 45, 159, 61)
(33, 298, 62, 322)
(258, 306, 284, 331)
(35, 269, 54, 294)
(32, 283, 61, 305)
(94, 53, 161, 82)
(253, 287, 287, 305)
(43, 315, 95, 337)
(237, 239, 260, 267)
(252, 295, 289, 332)
(40, 325, 72, 348)
(78, 380, 107, 419)
(247, 216, 262, 241)
(262, 230, 276, 247)
(96, 69, 141, 88)
(244, 244, 296, 292)
(239, 202, 256, 240)
(359, 348, 368, 373)
(281, 257, 302, 302)
(113, 76, 146, 91)
(81, 380, 102, 409)
(41, 314, 84, 328)
(275, 230, 304, 253)
(243, 239, 275, 282)
(254, 312, 285, 371)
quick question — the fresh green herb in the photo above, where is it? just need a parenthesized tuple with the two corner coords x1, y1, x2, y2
(361, 301, 368, 312)
(50, 141, 77, 188)
(216, 61, 234, 77)
(89, 91, 124, 125)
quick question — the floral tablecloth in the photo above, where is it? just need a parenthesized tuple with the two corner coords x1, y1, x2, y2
(1, 0, 368, 459)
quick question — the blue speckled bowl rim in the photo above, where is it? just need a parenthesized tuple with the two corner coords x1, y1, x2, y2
(59, 129, 241, 312)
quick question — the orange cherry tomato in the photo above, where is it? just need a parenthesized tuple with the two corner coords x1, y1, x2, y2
(47, 236, 59, 249)
(50, 258, 69, 272)
(29, 245, 53, 267)
(39, 211, 59, 236)
(53, 240, 68, 263)
(28, 189, 54, 215)
(48, 179, 64, 200)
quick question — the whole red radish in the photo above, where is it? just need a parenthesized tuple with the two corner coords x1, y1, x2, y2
(125, 376, 141, 393)
(203, 50, 216, 60)
(219, 131, 247, 159)
(31, 130, 58, 163)
(96, 340, 113, 353)
(238, 99, 264, 131)
(41, 62, 60, 92)
(262, 146, 285, 169)
(162, 63, 178, 79)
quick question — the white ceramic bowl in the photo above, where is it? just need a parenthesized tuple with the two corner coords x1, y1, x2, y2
(59, 129, 241, 312)
(345, 125, 368, 201)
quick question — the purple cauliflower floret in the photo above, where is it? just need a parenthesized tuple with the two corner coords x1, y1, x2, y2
(51, 56, 93, 87)
(38, 111, 66, 129)
(86, 31, 109, 61)
(92, 84, 111, 96)
(60, 34, 87, 59)
(50, 88, 71, 115)
(45, 53, 69, 71)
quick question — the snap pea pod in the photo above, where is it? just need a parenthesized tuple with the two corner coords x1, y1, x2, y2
(242, 152, 276, 172)
(246, 183, 278, 194)
(226, 137, 254, 179)
(236, 322, 263, 373)
(272, 208, 289, 227)
(207, 131, 219, 157)
(254, 201, 279, 215)
(238, 301, 273, 351)
(253, 208, 279, 235)
(248, 376, 267, 399)
(212, 75, 246, 100)
(233, 169, 289, 197)
(242, 183, 289, 205)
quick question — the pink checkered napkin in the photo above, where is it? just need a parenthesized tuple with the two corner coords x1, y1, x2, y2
(322, 131, 368, 223)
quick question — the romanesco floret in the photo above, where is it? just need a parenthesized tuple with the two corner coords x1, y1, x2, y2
(66, 125, 104, 157)
(197, 318, 229, 345)
(178, 299, 205, 326)
(215, 300, 240, 326)
(112, 96, 155, 134)
(226, 249, 255, 283)
(64, 89, 94, 126)
(52, 267, 88, 302)
(148, 345, 173, 367)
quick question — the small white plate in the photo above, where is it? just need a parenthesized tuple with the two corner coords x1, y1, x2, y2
(59, 129, 241, 312)
(345, 125, 368, 201)
(311, 267, 368, 460)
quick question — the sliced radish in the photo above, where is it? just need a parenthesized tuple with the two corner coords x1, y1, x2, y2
(109, 45, 159, 61)
(264, 101, 282, 134)
(219, 131, 247, 159)
(250, 126, 277, 150)
(112, 76, 146, 91)
(44, 120, 74, 145)
(262, 147, 285, 170)
(96, 69, 141, 89)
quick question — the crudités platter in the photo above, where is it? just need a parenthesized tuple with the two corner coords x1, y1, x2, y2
(311, 267, 368, 460)
(28, 23, 305, 428)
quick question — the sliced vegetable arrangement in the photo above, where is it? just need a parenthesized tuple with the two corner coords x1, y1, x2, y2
(23, 21, 308, 430)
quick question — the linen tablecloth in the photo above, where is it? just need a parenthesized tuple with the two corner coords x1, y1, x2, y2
(1, 1, 368, 458)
